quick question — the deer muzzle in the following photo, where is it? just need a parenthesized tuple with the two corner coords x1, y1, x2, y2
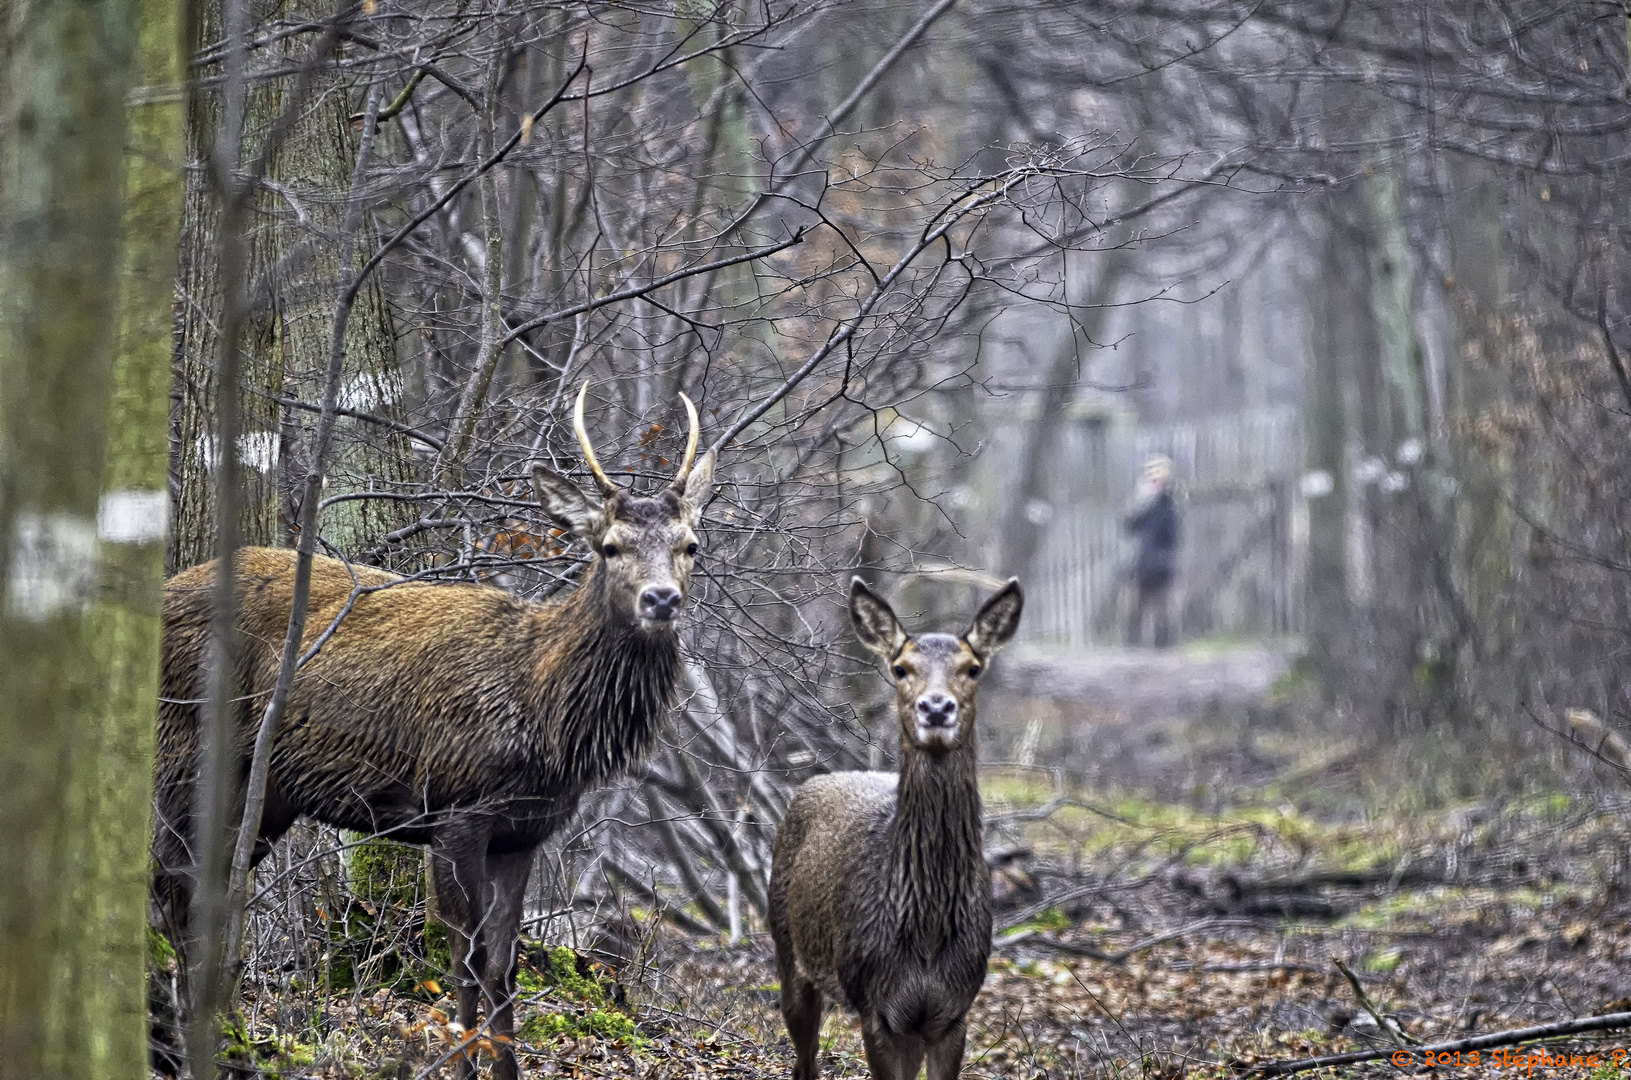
(914, 693, 959, 746)
(637, 584, 683, 624)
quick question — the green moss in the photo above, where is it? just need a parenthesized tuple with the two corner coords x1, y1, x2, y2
(1181, 632, 1256, 656)
(422, 918, 450, 973)
(1361, 947, 1403, 973)
(344, 834, 423, 908)
(220, 1012, 318, 1080)
(1340, 883, 1583, 931)
(315, 898, 449, 996)
(147, 924, 178, 971)
(519, 1007, 637, 1044)
(1005, 907, 1072, 935)
(1267, 661, 1318, 703)
(518, 944, 610, 1003)
(515, 944, 639, 1046)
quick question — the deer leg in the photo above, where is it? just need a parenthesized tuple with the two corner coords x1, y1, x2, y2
(151, 740, 200, 959)
(770, 904, 821, 1080)
(248, 775, 299, 865)
(479, 849, 532, 1080)
(779, 972, 823, 1080)
(151, 799, 194, 957)
(430, 827, 490, 1080)
(924, 1019, 967, 1080)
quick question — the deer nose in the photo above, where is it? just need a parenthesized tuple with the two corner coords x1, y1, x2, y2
(638, 585, 682, 621)
(916, 693, 958, 727)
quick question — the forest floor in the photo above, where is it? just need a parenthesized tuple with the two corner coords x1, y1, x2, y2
(208, 642, 1631, 1080)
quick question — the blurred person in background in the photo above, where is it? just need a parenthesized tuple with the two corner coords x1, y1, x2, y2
(1125, 454, 1179, 647)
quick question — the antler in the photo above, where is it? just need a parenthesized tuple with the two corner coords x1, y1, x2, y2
(671, 391, 700, 493)
(573, 381, 620, 497)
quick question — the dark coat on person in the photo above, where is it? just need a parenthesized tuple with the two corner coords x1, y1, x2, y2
(1125, 490, 1179, 588)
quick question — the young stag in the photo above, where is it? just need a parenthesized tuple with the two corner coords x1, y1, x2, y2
(769, 578, 1023, 1080)
(154, 384, 714, 1080)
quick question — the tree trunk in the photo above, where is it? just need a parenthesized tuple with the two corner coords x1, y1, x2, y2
(170, 0, 417, 573)
(0, 0, 136, 1074)
(46, 3, 186, 1074)
(1303, 214, 1353, 672)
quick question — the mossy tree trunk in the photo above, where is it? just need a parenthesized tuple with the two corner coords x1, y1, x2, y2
(0, 0, 138, 1074)
(46, 1, 187, 1075)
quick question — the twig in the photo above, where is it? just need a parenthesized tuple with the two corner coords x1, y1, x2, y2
(273, 393, 444, 451)
(709, 171, 1034, 455)
(716, 0, 960, 238)
(1332, 957, 1417, 1045)
(496, 230, 807, 349)
(1241, 1011, 1631, 1077)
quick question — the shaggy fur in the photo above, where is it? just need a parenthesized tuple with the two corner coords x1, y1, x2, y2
(769, 579, 1022, 1080)
(154, 452, 713, 1080)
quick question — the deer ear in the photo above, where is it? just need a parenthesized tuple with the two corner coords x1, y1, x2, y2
(966, 578, 1023, 657)
(681, 449, 715, 526)
(849, 577, 907, 658)
(531, 463, 599, 537)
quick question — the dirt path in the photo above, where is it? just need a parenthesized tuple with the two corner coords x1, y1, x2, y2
(980, 640, 1303, 797)
(991, 641, 1300, 721)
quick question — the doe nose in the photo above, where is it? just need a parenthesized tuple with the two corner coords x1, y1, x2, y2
(638, 584, 682, 621)
(916, 693, 958, 727)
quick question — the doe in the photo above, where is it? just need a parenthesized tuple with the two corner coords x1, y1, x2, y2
(769, 577, 1023, 1080)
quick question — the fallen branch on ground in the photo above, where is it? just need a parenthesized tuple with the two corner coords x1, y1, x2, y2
(1165, 959, 1381, 980)
(1332, 957, 1417, 1046)
(996, 918, 1225, 963)
(1240, 1010, 1631, 1076)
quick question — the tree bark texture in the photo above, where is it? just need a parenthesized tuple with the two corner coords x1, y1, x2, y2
(170, 0, 417, 573)
(0, 0, 136, 1075)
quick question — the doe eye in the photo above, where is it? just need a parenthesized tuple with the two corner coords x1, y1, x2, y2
(968, 665, 982, 679)
(891, 665, 906, 679)
(602, 542, 620, 558)
(686, 542, 699, 557)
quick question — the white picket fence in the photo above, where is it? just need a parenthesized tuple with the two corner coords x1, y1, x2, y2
(1025, 408, 1304, 647)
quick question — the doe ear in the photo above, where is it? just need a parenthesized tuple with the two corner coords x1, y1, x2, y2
(680, 449, 716, 526)
(966, 578, 1023, 657)
(531, 463, 600, 538)
(849, 577, 908, 658)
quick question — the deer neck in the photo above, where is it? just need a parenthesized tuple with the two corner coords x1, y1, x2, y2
(889, 735, 984, 957)
(534, 564, 681, 790)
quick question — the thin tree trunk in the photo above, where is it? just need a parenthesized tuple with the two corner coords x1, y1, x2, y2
(1304, 215, 1353, 667)
(998, 248, 1127, 581)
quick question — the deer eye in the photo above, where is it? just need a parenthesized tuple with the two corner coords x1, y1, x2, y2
(602, 542, 620, 558)
(968, 665, 982, 679)
(685, 542, 698, 557)
(891, 664, 906, 679)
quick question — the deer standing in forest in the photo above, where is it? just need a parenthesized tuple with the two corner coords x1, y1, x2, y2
(154, 384, 714, 1080)
(769, 578, 1023, 1080)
